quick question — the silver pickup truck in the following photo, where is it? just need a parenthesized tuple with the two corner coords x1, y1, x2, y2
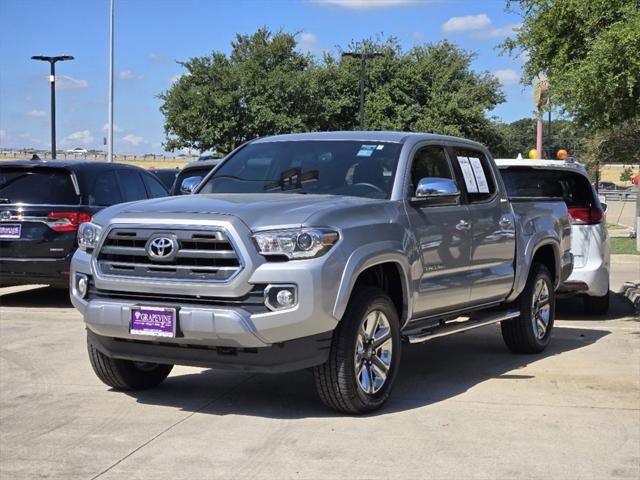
(70, 132, 572, 413)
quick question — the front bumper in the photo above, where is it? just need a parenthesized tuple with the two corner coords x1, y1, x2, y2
(70, 217, 345, 370)
(87, 329, 332, 373)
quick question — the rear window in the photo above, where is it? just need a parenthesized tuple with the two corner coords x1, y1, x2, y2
(500, 168, 597, 207)
(0, 167, 79, 205)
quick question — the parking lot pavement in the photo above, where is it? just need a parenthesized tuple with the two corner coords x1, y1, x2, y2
(1, 264, 638, 480)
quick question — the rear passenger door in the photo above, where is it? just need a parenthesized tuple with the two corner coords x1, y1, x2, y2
(449, 146, 516, 304)
(117, 170, 148, 202)
(405, 144, 473, 315)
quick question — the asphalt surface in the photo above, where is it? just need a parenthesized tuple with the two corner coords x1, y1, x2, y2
(1, 260, 638, 479)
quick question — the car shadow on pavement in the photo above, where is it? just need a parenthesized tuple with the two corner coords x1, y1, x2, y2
(557, 290, 638, 321)
(0, 286, 72, 308)
(124, 325, 610, 418)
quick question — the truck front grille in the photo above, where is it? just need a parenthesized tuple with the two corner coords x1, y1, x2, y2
(96, 228, 242, 282)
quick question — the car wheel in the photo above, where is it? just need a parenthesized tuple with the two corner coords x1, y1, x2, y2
(583, 290, 610, 315)
(313, 286, 401, 414)
(87, 337, 173, 390)
(501, 263, 555, 353)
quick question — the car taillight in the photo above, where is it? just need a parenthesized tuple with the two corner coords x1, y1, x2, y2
(47, 212, 92, 232)
(568, 206, 603, 225)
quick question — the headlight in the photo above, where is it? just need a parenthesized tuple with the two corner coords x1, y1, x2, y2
(77, 222, 103, 252)
(253, 228, 339, 260)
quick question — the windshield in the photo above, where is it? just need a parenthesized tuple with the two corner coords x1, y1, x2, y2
(198, 140, 402, 199)
(0, 167, 79, 205)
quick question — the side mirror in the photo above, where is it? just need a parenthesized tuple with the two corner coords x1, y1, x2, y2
(411, 177, 460, 205)
(180, 176, 203, 195)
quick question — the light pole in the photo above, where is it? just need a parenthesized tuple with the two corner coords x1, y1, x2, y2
(31, 55, 74, 159)
(341, 51, 383, 130)
(108, 0, 114, 162)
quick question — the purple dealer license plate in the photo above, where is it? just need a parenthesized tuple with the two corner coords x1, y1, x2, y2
(0, 224, 21, 239)
(130, 306, 176, 338)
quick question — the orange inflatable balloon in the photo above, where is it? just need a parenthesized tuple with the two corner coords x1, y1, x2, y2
(557, 149, 568, 160)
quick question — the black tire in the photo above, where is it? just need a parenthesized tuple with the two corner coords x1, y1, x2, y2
(583, 290, 610, 316)
(87, 337, 173, 390)
(313, 286, 401, 414)
(501, 263, 555, 353)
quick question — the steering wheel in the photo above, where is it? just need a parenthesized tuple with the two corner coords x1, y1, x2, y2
(353, 182, 386, 194)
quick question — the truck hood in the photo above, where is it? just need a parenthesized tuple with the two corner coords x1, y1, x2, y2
(94, 193, 380, 231)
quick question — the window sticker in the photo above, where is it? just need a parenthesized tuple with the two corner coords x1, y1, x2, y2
(376, 145, 385, 150)
(457, 156, 478, 193)
(468, 157, 490, 193)
(356, 145, 377, 157)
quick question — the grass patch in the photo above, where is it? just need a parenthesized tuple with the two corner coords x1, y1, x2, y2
(611, 237, 639, 255)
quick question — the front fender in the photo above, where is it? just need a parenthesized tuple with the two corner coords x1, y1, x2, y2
(333, 241, 412, 326)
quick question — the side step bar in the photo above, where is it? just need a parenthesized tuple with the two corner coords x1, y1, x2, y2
(403, 309, 520, 344)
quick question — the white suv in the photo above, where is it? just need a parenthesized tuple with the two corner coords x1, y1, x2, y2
(497, 159, 611, 314)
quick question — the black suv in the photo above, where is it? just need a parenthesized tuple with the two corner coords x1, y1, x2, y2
(0, 160, 168, 288)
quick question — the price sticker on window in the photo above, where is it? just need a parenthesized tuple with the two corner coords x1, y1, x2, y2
(469, 157, 490, 193)
(457, 156, 478, 193)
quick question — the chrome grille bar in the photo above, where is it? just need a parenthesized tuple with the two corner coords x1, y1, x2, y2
(96, 228, 242, 282)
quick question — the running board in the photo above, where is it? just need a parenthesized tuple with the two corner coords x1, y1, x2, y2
(403, 309, 520, 344)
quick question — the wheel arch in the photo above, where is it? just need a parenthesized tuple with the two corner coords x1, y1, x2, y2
(333, 244, 412, 328)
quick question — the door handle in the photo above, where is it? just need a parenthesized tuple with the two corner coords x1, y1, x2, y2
(456, 220, 471, 231)
(499, 217, 513, 229)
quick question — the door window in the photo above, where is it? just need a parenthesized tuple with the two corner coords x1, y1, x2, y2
(143, 174, 168, 198)
(451, 148, 496, 202)
(118, 171, 148, 202)
(409, 145, 455, 194)
(89, 171, 122, 206)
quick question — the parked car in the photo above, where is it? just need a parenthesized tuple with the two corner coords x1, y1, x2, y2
(171, 158, 222, 195)
(496, 158, 610, 314)
(66, 147, 88, 154)
(0, 160, 168, 288)
(71, 132, 572, 413)
(149, 167, 179, 190)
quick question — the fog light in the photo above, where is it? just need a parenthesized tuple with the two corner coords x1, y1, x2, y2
(76, 273, 88, 298)
(264, 284, 297, 311)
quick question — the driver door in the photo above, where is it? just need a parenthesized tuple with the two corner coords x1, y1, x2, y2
(405, 144, 473, 316)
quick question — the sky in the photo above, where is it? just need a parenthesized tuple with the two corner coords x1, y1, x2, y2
(0, 0, 533, 155)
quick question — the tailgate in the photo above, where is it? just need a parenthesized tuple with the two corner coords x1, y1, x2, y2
(0, 166, 84, 259)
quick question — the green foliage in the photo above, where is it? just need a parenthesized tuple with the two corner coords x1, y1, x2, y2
(503, 0, 640, 130)
(159, 30, 506, 153)
(491, 117, 588, 158)
(620, 166, 634, 183)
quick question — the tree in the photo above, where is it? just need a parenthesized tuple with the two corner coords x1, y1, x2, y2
(503, 0, 640, 130)
(159, 29, 319, 153)
(159, 31, 507, 153)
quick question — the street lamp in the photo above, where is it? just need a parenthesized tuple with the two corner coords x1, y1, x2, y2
(31, 55, 74, 159)
(341, 51, 383, 130)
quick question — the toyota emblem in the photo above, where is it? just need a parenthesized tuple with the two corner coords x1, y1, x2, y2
(146, 235, 177, 261)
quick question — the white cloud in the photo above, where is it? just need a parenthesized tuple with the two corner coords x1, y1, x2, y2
(27, 110, 46, 118)
(473, 23, 522, 39)
(312, 0, 427, 10)
(298, 32, 323, 55)
(64, 130, 94, 145)
(117, 70, 133, 80)
(102, 123, 123, 133)
(493, 69, 521, 86)
(442, 14, 491, 32)
(55, 75, 89, 90)
(0, 129, 6, 139)
(146, 52, 165, 63)
(169, 74, 183, 86)
(411, 31, 423, 42)
(122, 133, 144, 145)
